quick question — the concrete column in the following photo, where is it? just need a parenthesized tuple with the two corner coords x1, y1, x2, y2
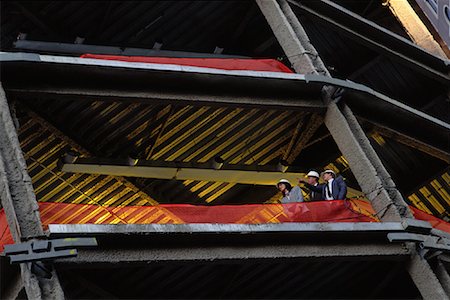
(407, 253, 448, 299)
(324, 102, 410, 221)
(2, 273, 23, 300)
(256, 0, 325, 75)
(257, 0, 413, 221)
(436, 260, 450, 296)
(0, 83, 64, 299)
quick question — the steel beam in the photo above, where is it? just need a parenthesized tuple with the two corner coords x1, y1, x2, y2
(0, 83, 64, 299)
(287, 0, 450, 85)
(383, 0, 447, 58)
(13, 39, 249, 58)
(61, 158, 305, 185)
(374, 124, 450, 163)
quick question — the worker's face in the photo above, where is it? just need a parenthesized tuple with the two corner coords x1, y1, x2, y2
(277, 183, 287, 193)
(322, 173, 332, 181)
(307, 176, 318, 185)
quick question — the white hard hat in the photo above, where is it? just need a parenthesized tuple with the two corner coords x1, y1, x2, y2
(276, 179, 291, 186)
(306, 171, 320, 178)
(322, 169, 336, 176)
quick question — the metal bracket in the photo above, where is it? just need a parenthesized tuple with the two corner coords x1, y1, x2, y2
(4, 237, 97, 264)
(401, 219, 432, 234)
(388, 232, 450, 260)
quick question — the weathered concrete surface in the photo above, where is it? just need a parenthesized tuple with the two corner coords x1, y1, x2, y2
(257, 0, 413, 221)
(436, 260, 450, 296)
(325, 102, 412, 221)
(257, 4, 446, 296)
(256, 0, 322, 75)
(339, 104, 412, 218)
(0, 83, 65, 299)
(407, 252, 449, 299)
(57, 243, 410, 265)
(0, 83, 43, 240)
(1, 272, 23, 300)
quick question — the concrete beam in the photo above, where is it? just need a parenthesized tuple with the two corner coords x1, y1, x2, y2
(56, 243, 410, 265)
(8, 87, 324, 112)
(0, 83, 64, 299)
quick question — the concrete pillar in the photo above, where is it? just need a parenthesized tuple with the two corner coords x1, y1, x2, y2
(2, 273, 23, 300)
(436, 260, 450, 296)
(257, 0, 412, 221)
(0, 83, 64, 299)
(407, 253, 448, 299)
(257, 1, 448, 297)
(324, 102, 410, 221)
(256, 0, 327, 75)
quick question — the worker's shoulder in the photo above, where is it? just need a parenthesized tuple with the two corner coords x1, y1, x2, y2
(335, 176, 346, 184)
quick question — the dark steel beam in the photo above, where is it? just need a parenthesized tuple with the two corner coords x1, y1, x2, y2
(374, 124, 450, 163)
(287, 0, 450, 85)
(13, 40, 249, 58)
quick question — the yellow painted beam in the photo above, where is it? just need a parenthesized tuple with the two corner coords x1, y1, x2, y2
(62, 163, 305, 186)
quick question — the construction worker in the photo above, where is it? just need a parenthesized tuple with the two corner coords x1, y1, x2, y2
(300, 169, 347, 200)
(276, 179, 304, 203)
(305, 170, 322, 201)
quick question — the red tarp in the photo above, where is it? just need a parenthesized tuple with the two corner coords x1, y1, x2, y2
(80, 54, 294, 73)
(2, 201, 450, 252)
(410, 206, 450, 234)
(0, 200, 377, 252)
(0, 209, 14, 252)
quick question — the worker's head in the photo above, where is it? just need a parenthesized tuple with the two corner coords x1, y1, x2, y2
(277, 179, 292, 194)
(322, 169, 336, 181)
(306, 170, 320, 184)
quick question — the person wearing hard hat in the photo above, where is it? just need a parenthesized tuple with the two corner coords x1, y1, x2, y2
(300, 169, 347, 200)
(305, 170, 322, 201)
(276, 179, 304, 203)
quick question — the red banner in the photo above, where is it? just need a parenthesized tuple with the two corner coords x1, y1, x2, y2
(0, 200, 376, 251)
(2, 201, 449, 252)
(80, 54, 294, 73)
